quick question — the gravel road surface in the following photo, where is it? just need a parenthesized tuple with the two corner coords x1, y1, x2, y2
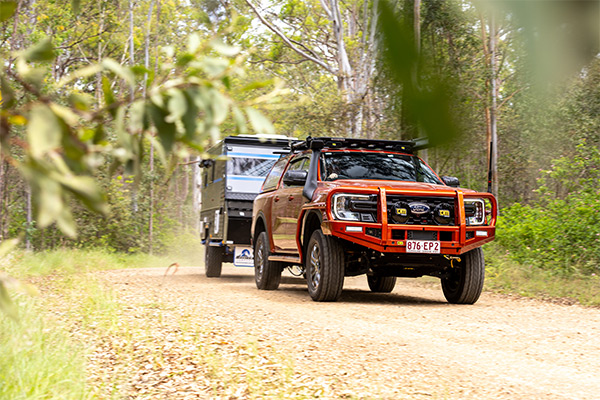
(101, 264, 600, 399)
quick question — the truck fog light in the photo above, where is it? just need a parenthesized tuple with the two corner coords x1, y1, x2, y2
(475, 231, 488, 237)
(346, 226, 363, 233)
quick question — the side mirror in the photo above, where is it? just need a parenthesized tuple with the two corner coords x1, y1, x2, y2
(283, 170, 308, 186)
(442, 176, 460, 187)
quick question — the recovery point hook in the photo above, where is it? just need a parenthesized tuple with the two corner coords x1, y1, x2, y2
(444, 255, 462, 268)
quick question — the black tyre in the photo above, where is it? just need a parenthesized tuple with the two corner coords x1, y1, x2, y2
(306, 230, 345, 302)
(254, 231, 283, 290)
(205, 245, 223, 278)
(441, 247, 485, 304)
(367, 275, 397, 293)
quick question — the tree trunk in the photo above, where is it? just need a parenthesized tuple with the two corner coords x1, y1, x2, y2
(489, 13, 499, 200)
(0, 157, 5, 242)
(25, 185, 32, 251)
(96, 2, 105, 108)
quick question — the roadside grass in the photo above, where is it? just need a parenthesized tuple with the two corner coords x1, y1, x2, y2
(484, 243, 600, 307)
(0, 247, 344, 399)
(0, 294, 92, 400)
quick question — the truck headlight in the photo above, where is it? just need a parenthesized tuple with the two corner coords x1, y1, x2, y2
(464, 198, 485, 225)
(331, 193, 372, 221)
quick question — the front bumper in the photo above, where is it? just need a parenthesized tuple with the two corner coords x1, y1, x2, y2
(320, 187, 497, 256)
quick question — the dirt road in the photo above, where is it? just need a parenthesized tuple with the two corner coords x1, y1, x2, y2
(102, 264, 600, 399)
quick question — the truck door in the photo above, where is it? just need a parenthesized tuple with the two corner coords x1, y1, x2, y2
(271, 155, 310, 253)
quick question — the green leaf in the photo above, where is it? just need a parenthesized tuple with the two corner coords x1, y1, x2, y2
(71, 0, 81, 14)
(27, 105, 63, 157)
(181, 90, 199, 140)
(23, 38, 56, 63)
(245, 108, 275, 135)
(148, 103, 177, 153)
(166, 89, 187, 124)
(114, 106, 132, 154)
(147, 134, 167, 166)
(209, 90, 229, 125)
(232, 107, 248, 135)
(0, 75, 15, 109)
(243, 79, 275, 92)
(58, 64, 102, 87)
(56, 207, 76, 238)
(102, 58, 135, 87)
(188, 33, 202, 53)
(210, 39, 241, 57)
(128, 100, 148, 133)
(68, 93, 94, 111)
(379, 0, 459, 146)
(0, 238, 19, 258)
(0, 281, 18, 320)
(201, 57, 229, 77)
(0, 2, 18, 23)
(102, 76, 116, 116)
(79, 128, 95, 142)
(57, 175, 108, 215)
(92, 125, 106, 144)
(32, 171, 64, 228)
(175, 53, 195, 67)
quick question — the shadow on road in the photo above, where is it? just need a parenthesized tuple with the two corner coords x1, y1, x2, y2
(166, 271, 446, 306)
(340, 289, 446, 306)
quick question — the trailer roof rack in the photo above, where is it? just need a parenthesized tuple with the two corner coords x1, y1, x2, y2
(222, 135, 296, 147)
(290, 136, 429, 154)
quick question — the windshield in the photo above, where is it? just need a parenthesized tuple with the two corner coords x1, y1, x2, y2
(320, 151, 442, 184)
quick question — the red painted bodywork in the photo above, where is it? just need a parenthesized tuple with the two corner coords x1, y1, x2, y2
(252, 149, 498, 264)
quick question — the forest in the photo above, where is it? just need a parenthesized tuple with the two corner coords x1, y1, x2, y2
(2, 1, 600, 398)
(1, 0, 600, 292)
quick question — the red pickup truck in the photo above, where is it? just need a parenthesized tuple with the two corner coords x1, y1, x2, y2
(251, 137, 497, 303)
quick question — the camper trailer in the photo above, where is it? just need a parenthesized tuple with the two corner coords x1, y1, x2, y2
(199, 135, 294, 277)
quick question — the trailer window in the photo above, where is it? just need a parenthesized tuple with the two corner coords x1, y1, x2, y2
(227, 157, 276, 177)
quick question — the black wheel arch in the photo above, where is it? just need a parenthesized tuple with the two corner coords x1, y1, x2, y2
(300, 210, 323, 256)
(252, 212, 268, 246)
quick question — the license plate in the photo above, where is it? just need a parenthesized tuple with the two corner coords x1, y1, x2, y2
(233, 246, 254, 267)
(406, 240, 440, 254)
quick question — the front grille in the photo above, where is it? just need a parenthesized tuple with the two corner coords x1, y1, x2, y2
(387, 196, 456, 226)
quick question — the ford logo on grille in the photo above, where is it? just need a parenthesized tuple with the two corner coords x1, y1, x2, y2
(409, 202, 430, 215)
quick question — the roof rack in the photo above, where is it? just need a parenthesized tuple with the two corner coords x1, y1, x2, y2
(290, 136, 429, 154)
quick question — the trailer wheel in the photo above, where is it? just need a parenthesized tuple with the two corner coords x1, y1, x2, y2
(205, 245, 223, 278)
(441, 247, 485, 304)
(367, 275, 397, 293)
(306, 230, 344, 302)
(254, 231, 283, 290)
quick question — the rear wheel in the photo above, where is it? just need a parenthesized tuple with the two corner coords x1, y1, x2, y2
(367, 275, 397, 293)
(441, 247, 485, 304)
(306, 230, 345, 302)
(205, 245, 223, 278)
(254, 231, 283, 290)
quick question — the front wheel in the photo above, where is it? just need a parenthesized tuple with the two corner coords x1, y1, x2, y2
(254, 231, 283, 290)
(441, 247, 485, 304)
(306, 230, 345, 302)
(367, 275, 397, 293)
(205, 245, 223, 278)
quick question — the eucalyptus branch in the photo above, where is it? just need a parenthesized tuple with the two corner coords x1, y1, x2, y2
(498, 87, 527, 110)
(248, 58, 311, 66)
(244, 0, 335, 75)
